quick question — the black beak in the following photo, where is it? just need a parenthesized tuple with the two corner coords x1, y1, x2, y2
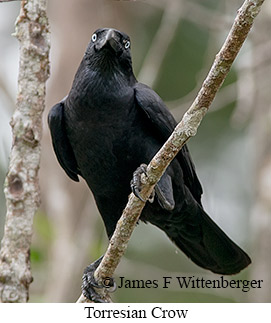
(95, 29, 120, 53)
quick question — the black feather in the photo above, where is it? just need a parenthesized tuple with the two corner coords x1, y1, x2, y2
(48, 28, 251, 275)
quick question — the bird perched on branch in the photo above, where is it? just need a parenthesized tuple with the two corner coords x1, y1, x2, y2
(48, 28, 251, 301)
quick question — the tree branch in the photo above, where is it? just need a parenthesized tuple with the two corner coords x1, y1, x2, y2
(0, 0, 50, 302)
(77, 0, 265, 303)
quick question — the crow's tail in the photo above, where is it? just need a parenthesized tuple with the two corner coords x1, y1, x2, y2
(162, 207, 251, 275)
(174, 208, 251, 274)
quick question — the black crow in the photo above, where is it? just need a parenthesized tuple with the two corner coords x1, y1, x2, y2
(48, 28, 251, 301)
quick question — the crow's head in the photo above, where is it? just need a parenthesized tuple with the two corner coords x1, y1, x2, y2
(85, 28, 133, 73)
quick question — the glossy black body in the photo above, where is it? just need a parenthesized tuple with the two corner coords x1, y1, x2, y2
(48, 28, 251, 274)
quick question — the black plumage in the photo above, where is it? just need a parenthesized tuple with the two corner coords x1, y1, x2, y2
(48, 28, 251, 278)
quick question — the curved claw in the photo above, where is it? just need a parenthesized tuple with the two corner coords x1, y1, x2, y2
(82, 256, 117, 302)
(82, 276, 105, 303)
(82, 256, 105, 302)
(132, 185, 147, 202)
(130, 163, 148, 202)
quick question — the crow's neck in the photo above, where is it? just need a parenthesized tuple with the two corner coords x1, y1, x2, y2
(88, 52, 135, 83)
(67, 57, 136, 116)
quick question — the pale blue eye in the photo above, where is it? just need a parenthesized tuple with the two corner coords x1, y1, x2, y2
(125, 41, 130, 49)
(92, 33, 97, 42)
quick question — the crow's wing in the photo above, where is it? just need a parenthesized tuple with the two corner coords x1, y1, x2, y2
(48, 101, 80, 182)
(134, 82, 203, 204)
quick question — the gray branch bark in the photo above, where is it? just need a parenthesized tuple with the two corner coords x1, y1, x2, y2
(77, 0, 265, 303)
(0, 0, 50, 303)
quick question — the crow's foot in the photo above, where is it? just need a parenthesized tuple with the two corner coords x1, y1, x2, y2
(130, 163, 154, 203)
(82, 256, 116, 302)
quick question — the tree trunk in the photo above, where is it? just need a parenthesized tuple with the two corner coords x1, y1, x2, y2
(0, 0, 50, 303)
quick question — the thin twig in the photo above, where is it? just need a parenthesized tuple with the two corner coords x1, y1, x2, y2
(77, 0, 265, 303)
